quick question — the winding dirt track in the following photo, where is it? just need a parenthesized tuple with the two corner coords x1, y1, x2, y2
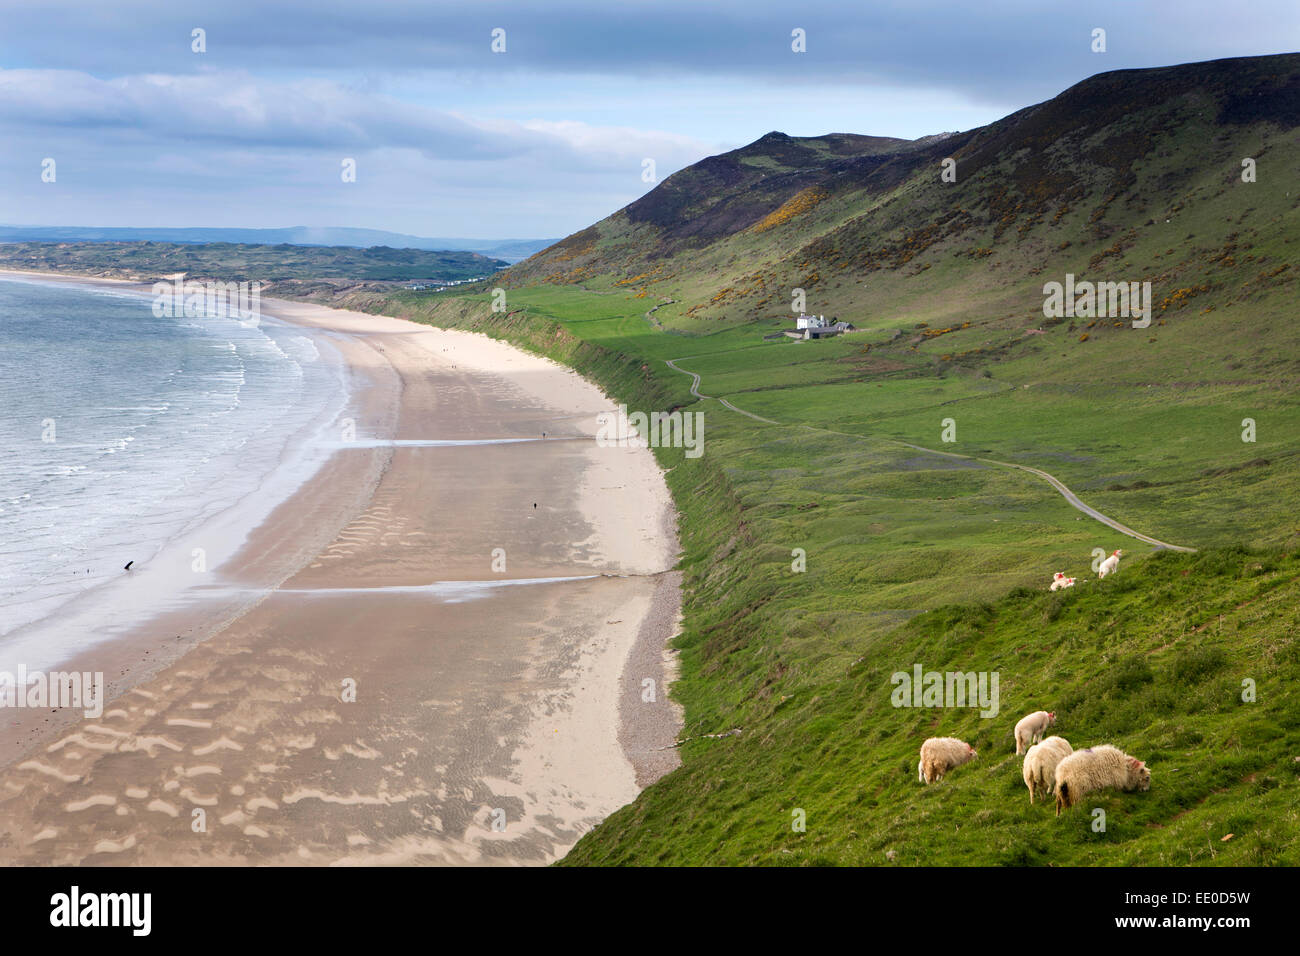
(663, 355, 1197, 553)
(664, 357, 780, 425)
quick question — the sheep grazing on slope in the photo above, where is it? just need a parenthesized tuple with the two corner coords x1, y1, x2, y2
(1014, 710, 1056, 755)
(1050, 572, 1076, 591)
(918, 737, 978, 784)
(1054, 744, 1151, 816)
(1097, 549, 1123, 579)
(1022, 736, 1073, 804)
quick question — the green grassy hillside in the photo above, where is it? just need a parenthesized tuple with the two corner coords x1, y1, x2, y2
(508, 54, 1298, 346)
(570, 546, 1300, 866)
(277, 54, 1300, 865)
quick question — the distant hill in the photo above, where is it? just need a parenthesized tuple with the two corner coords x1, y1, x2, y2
(0, 226, 556, 263)
(505, 52, 1298, 340)
(0, 241, 506, 284)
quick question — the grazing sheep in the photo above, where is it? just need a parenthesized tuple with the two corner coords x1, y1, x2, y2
(1050, 573, 1076, 591)
(1054, 744, 1151, 816)
(1022, 736, 1073, 804)
(918, 737, 978, 784)
(1014, 710, 1056, 755)
(1097, 549, 1123, 579)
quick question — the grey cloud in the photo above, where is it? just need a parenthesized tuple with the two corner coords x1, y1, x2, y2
(2, 0, 1295, 105)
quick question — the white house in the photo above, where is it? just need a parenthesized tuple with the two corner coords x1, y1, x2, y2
(795, 314, 828, 330)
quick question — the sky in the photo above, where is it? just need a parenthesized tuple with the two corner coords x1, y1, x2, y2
(0, 0, 1295, 239)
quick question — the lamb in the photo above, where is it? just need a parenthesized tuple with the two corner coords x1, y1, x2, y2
(1097, 549, 1123, 579)
(918, 737, 978, 784)
(1053, 744, 1151, 816)
(1014, 710, 1056, 755)
(1021, 735, 1073, 804)
(1050, 572, 1076, 591)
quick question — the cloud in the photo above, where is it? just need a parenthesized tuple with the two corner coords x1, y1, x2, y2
(2, 0, 1296, 103)
(0, 66, 714, 236)
(0, 66, 713, 162)
(0, 69, 509, 156)
(0, 0, 1293, 236)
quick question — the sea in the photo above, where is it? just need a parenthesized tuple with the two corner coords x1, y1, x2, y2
(0, 276, 351, 672)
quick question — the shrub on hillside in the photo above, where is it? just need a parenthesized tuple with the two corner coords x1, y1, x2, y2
(1171, 645, 1229, 686)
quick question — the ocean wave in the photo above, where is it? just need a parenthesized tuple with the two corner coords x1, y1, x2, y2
(0, 279, 348, 641)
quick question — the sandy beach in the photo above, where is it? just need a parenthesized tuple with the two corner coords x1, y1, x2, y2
(0, 274, 682, 865)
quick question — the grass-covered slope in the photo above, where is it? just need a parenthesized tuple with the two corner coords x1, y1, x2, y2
(567, 546, 1300, 866)
(507, 53, 1298, 344)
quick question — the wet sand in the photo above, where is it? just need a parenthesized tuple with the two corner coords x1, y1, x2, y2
(0, 283, 682, 865)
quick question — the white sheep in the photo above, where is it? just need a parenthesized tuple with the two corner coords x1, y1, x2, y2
(1050, 573, 1076, 591)
(1054, 744, 1151, 816)
(918, 737, 978, 784)
(1022, 735, 1073, 804)
(1097, 549, 1123, 579)
(1014, 710, 1056, 755)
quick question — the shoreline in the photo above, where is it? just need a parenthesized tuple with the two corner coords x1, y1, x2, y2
(0, 270, 682, 864)
(0, 270, 389, 772)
